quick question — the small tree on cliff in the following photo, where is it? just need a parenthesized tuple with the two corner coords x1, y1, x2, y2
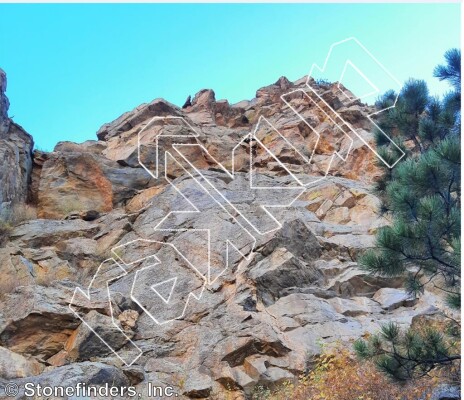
(354, 49, 461, 381)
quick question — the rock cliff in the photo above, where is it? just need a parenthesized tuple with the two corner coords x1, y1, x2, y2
(0, 69, 34, 208)
(0, 72, 449, 399)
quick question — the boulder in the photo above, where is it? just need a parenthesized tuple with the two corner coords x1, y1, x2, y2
(373, 288, 418, 311)
(248, 248, 322, 305)
(0, 286, 80, 358)
(63, 310, 135, 362)
(0, 346, 44, 379)
(0, 285, 107, 359)
(182, 369, 213, 398)
(37, 152, 113, 219)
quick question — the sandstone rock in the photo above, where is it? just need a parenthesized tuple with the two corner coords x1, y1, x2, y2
(0, 286, 80, 358)
(0, 361, 130, 399)
(373, 288, 418, 311)
(56, 237, 98, 258)
(0, 245, 37, 293)
(93, 211, 133, 255)
(9, 218, 100, 248)
(0, 285, 108, 360)
(37, 152, 113, 219)
(242, 355, 267, 381)
(0, 71, 450, 399)
(316, 200, 333, 219)
(125, 184, 165, 213)
(97, 98, 182, 141)
(333, 189, 356, 208)
(64, 310, 134, 361)
(29, 150, 49, 205)
(260, 366, 294, 386)
(0, 70, 34, 207)
(96, 155, 154, 205)
(324, 206, 350, 224)
(0, 127, 33, 209)
(429, 384, 460, 400)
(0, 68, 9, 134)
(0, 346, 44, 379)
(261, 219, 322, 261)
(327, 267, 404, 297)
(248, 247, 322, 306)
(182, 369, 213, 398)
(118, 309, 139, 330)
(54, 139, 107, 154)
(266, 293, 342, 326)
(35, 148, 155, 219)
(0, 244, 81, 293)
(328, 296, 381, 317)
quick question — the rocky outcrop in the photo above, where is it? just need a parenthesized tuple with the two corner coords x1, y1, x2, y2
(0, 69, 9, 135)
(0, 71, 454, 399)
(34, 141, 155, 219)
(0, 69, 34, 208)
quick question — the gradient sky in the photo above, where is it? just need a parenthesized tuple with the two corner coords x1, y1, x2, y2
(0, 3, 460, 150)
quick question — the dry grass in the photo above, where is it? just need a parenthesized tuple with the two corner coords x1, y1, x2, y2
(0, 203, 37, 245)
(251, 347, 441, 400)
(0, 220, 12, 245)
(0, 203, 37, 224)
(58, 198, 87, 215)
(9, 203, 37, 224)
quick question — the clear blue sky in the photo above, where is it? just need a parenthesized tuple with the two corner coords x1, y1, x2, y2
(0, 3, 460, 151)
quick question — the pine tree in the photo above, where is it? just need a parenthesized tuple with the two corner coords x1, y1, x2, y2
(354, 49, 461, 381)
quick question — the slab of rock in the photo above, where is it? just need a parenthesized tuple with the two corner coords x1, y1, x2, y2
(248, 247, 322, 305)
(373, 288, 418, 311)
(9, 219, 100, 248)
(182, 369, 213, 398)
(327, 267, 404, 297)
(0, 245, 37, 293)
(63, 310, 134, 362)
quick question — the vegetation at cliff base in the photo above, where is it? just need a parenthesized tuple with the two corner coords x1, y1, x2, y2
(355, 49, 461, 381)
(250, 346, 438, 400)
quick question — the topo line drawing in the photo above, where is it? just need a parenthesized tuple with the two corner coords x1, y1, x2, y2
(69, 37, 404, 365)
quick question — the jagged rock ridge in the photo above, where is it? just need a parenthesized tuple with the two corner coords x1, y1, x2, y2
(0, 72, 450, 399)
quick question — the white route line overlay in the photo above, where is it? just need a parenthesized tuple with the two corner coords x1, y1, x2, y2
(69, 259, 143, 366)
(69, 37, 403, 366)
(299, 37, 404, 169)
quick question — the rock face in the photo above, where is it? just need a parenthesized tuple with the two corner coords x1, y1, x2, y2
(0, 69, 9, 134)
(0, 69, 34, 208)
(0, 71, 453, 399)
(34, 141, 154, 218)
